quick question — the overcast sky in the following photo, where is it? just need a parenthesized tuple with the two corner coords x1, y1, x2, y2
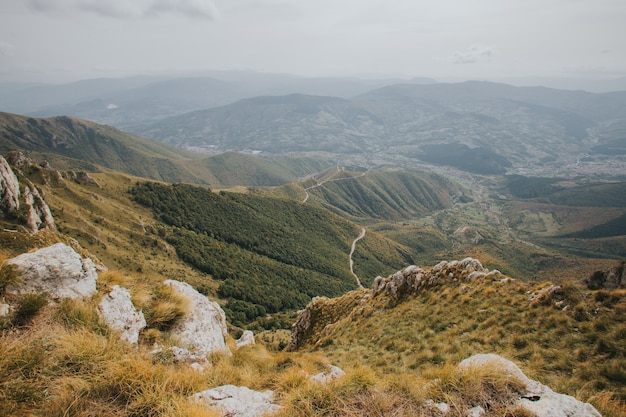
(0, 0, 625, 84)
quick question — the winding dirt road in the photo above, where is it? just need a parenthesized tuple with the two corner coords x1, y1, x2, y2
(349, 227, 366, 288)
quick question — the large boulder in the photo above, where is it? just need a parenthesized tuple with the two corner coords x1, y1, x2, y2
(6, 243, 98, 299)
(191, 385, 281, 417)
(459, 354, 601, 417)
(164, 280, 230, 358)
(582, 262, 626, 290)
(97, 285, 146, 345)
(0, 155, 20, 213)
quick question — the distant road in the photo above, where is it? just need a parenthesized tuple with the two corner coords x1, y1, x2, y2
(349, 228, 366, 288)
(302, 168, 366, 204)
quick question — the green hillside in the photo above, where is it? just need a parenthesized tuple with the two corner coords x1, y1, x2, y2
(302, 170, 459, 221)
(131, 182, 414, 325)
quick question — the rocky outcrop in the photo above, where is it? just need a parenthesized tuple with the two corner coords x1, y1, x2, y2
(0, 155, 20, 213)
(97, 285, 146, 345)
(5, 151, 32, 172)
(459, 354, 601, 417)
(191, 385, 281, 417)
(164, 279, 230, 358)
(582, 262, 626, 290)
(236, 330, 255, 349)
(372, 258, 504, 300)
(6, 243, 98, 299)
(287, 290, 369, 351)
(23, 185, 55, 233)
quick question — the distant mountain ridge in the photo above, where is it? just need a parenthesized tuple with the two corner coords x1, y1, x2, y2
(0, 112, 335, 187)
(134, 81, 626, 175)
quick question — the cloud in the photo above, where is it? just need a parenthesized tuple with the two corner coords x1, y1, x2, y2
(25, 0, 220, 19)
(452, 44, 495, 64)
(0, 41, 16, 57)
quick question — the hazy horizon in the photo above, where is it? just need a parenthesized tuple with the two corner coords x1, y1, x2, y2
(1, 1, 625, 87)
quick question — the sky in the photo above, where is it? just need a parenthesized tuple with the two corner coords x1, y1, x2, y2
(0, 0, 625, 84)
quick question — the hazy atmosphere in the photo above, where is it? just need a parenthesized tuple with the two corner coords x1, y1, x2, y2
(1, 0, 625, 84)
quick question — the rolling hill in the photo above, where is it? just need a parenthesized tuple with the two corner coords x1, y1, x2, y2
(133, 81, 626, 175)
(0, 112, 336, 187)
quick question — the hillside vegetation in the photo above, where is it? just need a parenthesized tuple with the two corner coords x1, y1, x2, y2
(288, 260, 626, 415)
(130, 182, 413, 326)
(0, 112, 335, 187)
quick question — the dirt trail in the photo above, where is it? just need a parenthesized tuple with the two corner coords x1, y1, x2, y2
(349, 227, 366, 288)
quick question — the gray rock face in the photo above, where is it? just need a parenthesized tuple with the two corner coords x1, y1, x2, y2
(164, 279, 230, 358)
(236, 330, 255, 349)
(23, 185, 55, 233)
(459, 354, 602, 417)
(97, 285, 146, 345)
(191, 385, 281, 417)
(0, 155, 20, 213)
(371, 257, 499, 300)
(6, 243, 98, 299)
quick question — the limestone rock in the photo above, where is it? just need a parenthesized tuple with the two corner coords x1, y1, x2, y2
(164, 279, 230, 358)
(97, 285, 146, 345)
(310, 365, 345, 384)
(23, 185, 55, 233)
(0, 303, 10, 316)
(236, 330, 255, 349)
(6, 243, 98, 299)
(459, 354, 601, 417)
(0, 155, 20, 213)
(372, 258, 499, 299)
(76, 171, 101, 188)
(191, 385, 281, 417)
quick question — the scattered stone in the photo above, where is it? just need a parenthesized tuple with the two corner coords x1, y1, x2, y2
(467, 406, 485, 417)
(6, 243, 98, 299)
(164, 280, 230, 358)
(191, 385, 281, 417)
(97, 285, 146, 345)
(236, 330, 255, 349)
(310, 365, 346, 384)
(425, 400, 450, 415)
(76, 171, 101, 188)
(0, 303, 10, 316)
(459, 354, 601, 417)
(0, 155, 20, 213)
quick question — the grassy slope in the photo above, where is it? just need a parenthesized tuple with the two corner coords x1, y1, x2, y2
(291, 264, 626, 415)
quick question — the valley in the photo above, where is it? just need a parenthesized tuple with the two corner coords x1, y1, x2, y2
(0, 78, 624, 417)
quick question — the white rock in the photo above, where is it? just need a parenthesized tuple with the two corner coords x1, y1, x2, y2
(191, 385, 281, 417)
(164, 279, 230, 358)
(236, 330, 255, 349)
(23, 185, 55, 233)
(467, 406, 485, 417)
(6, 243, 98, 299)
(97, 285, 146, 345)
(0, 156, 20, 213)
(459, 354, 601, 417)
(310, 365, 346, 384)
(0, 303, 10, 316)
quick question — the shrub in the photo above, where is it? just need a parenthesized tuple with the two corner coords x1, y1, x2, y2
(12, 294, 48, 326)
